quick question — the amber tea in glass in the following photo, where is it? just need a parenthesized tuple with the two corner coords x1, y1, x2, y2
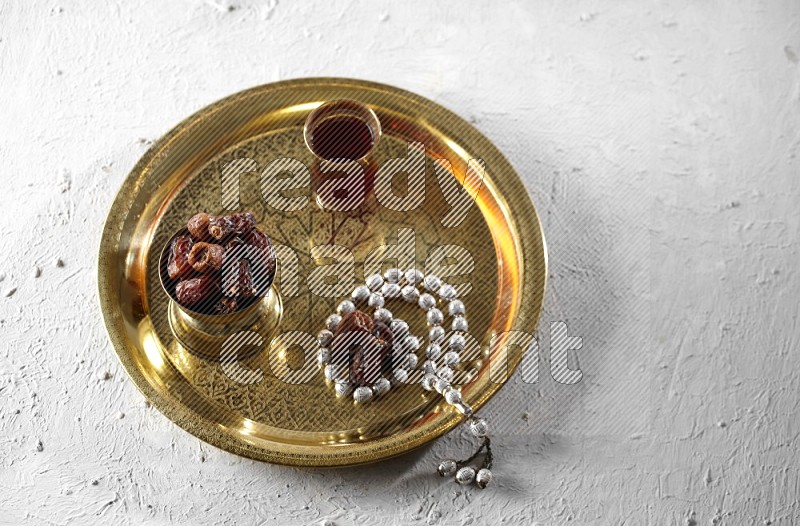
(303, 100, 381, 210)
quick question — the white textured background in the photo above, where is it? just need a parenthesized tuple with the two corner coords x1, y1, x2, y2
(1, 0, 799, 524)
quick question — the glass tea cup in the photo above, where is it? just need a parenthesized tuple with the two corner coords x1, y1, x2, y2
(303, 99, 382, 211)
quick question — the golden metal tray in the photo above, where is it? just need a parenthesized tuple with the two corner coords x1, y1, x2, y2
(98, 78, 547, 466)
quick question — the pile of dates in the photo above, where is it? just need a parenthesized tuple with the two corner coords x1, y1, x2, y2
(164, 211, 276, 314)
(332, 310, 394, 386)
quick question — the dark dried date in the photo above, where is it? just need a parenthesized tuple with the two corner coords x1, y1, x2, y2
(334, 310, 374, 338)
(224, 259, 256, 299)
(358, 342, 385, 385)
(245, 228, 270, 250)
(175, 274, 219, 306)
(349, 346, 366, 385)
(207, 212, 256, 240)
(167, 234, 194, 280)
(187, 213, 215, 239)
(331, 311, 394, 386)
(208, 215, 235, 240)
(225, 236, 245, 250)
(244, 228, 276, 289)
(372, 320, 393, 349)
(230, 212, 256, 234)
(188, 242, 225, 273)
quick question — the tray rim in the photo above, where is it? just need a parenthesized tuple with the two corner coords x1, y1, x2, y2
(97, 77, 548, 467)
